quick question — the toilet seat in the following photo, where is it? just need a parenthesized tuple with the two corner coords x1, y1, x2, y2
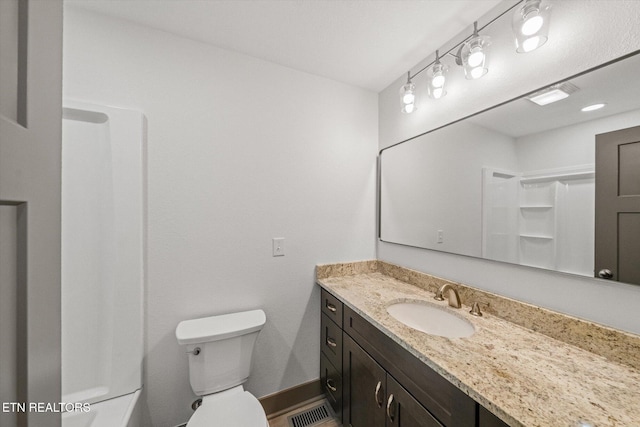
(186, 387, 268, 427)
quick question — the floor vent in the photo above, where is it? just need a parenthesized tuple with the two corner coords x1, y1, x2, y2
(287, 401, 332, 427)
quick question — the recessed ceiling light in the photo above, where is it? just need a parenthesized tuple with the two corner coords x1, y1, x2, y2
(526, 82, 579, 106)
(581, 103, 606, 112)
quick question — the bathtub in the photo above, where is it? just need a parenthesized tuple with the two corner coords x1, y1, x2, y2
(62, 390, 141, 427)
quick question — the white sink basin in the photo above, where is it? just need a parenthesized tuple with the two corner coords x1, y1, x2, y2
(387, 301, 475, 338)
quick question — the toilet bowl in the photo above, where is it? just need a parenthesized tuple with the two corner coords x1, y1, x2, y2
(187, 386, 268, 427)
(176, 309, 268, 427)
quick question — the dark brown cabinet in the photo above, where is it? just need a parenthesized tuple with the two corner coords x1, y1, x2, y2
(319, 288, 510, 427)
(320, 351, 342, 417)
(478, 405, 510, 427)
(320, 289, 344, 419)
(344, 334, 443, 427)
(343, 333, 387, 426)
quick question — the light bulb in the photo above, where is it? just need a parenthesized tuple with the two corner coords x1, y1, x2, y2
(470, 66, 484, 79)
(522, 36, 540, 52)
(431, 88, 443, 99)
(402, 91, 415, 105)
(522, 14, 543, 35)
(468, 48, 484, 68)
(402, 103, 415, 114)
(432, 74, 445, 88)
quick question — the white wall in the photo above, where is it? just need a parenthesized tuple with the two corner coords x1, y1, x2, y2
(63, 7, 377, 427)
(378, 0, 640, 334)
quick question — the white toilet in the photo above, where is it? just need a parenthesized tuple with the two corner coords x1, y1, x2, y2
(175, 309, 269, 427)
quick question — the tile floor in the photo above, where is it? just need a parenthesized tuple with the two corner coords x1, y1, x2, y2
(268, 398, 341, 427)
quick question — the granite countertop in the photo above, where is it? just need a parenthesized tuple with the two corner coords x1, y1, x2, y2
(317, 267, 640, 427)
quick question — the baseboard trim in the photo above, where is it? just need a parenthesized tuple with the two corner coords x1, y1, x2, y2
(259, 379, 323, 418)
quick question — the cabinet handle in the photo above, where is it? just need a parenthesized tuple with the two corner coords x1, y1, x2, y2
(386, 394, 396, 422)
(326, 302, 337, 313)
(326, 378, 337, 392)
(326, 337, 337, 348)
(374, 381, 383, 408)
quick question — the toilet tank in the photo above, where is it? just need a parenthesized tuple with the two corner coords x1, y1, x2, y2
(176, 310, 266, 396)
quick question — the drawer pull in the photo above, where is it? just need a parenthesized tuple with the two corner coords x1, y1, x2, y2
(326, 337, 337, 348)
(386, 394, 396, 421)
(374, 381, 383, 408)
(326, 378, 337, 392)
(326, 302, 337, 313)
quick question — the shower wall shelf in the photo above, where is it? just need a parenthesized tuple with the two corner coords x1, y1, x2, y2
(482, 165, 595, 276)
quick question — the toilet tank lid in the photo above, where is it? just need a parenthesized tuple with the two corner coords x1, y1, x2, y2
(176, 309, 266, 345)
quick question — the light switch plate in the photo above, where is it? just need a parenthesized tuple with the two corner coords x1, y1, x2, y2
(272, 238, 285, 256)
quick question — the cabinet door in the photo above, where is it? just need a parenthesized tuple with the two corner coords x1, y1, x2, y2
(386, 376, 443, 427)
(478, 405, 509, 427)
(343, 334, 386, 427)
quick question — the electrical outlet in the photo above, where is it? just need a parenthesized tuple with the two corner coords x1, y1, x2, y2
(272, 238, 285, 256)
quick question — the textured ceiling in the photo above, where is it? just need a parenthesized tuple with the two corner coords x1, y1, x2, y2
(65, 0, 502, 92)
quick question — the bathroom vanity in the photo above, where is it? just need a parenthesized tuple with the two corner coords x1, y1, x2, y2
(317, 261, 640, 427)
(320, 289, 503, 427)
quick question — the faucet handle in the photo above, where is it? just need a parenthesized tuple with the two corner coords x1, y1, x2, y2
(469, 302, 483, 317)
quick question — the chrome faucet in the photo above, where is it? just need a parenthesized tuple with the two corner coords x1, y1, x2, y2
(434, 284, 461, 308)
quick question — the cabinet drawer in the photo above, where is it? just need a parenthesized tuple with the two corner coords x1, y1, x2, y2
(343, 305, 475, 426)
(321, 289, 343, 327)
(321, 312, 342, 369)
(320, 352, 342, 419)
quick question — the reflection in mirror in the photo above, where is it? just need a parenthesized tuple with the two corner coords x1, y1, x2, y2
(380, 52, 640, 285)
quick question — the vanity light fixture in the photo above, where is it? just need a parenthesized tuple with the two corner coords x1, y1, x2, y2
(427, 50, 448, 99)
(512, 0, 551, 53)
(400, 71, 417, 114)
(581, 103, 606, 112)
(456, 22, 490, 80)
(526, 82, 579, 106)
(398, 1, 552, 119)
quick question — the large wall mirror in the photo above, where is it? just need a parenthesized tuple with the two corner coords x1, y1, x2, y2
(380, 51, 640, 286)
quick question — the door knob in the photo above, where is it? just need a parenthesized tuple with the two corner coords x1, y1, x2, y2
(598, 269, 613, 279)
